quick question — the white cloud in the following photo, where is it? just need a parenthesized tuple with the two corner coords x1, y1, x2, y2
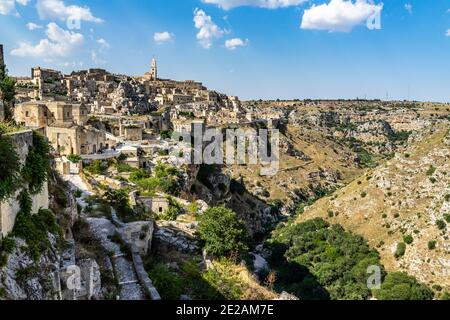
(202, 0, 306, 10)
(446, 29, 450, 37)
(301, 0, 383, 32)
(36, 0, 103, 23)
(97, 38, 110, 50)
(225, 38, 248, 50)
(0, 0, 29, 16)
(154, 31, 174, 43)
(11, 22, 84, 58)
(193, 8, 225, 49)
(404, 3, 412, 14)
(26, 22, 43, 30)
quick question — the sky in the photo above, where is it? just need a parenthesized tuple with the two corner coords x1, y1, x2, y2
(1, 0, 450, 102)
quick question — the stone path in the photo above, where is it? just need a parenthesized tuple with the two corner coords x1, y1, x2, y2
(63, 174, 145, 300)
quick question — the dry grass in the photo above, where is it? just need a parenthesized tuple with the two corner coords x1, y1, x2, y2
(296, 125, 450, 291)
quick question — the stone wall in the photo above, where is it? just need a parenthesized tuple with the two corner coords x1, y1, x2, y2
(0, 130, 50, 237)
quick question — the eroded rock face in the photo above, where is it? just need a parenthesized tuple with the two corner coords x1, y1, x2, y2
(110, 80, 156, 115)
(0, 237, 61, 300)
(192, 169, 278, 236)
(153, 221, 200, 254)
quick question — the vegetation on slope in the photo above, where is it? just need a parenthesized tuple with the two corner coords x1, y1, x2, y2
(266, 218, 384, 300)
(197, 206, 249, 259)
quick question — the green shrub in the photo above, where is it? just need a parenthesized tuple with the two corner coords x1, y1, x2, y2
(0, 236, 15, 268)
(129, 169, 150, 182)
(21, 132, 50, 195)
(428, 241, 437, 250)
(394, 243, 406, 258)
(116, 162, 135, 173)
(160, 130, 173, 140)
(198, 206, 248, 258)
(0, 237, 15, 254)
(444, 214, 450, 223)
(160, 197, 183, 221)
(0, 135, 21, 201)
(85, 160, 107, 175)
(436, 220, 446, 230)
(426, 166, 436, 176)
(15, 265, 39, 283)
(67, 154, 82, 163)
(13, 196, 60, 261)
(373, 272, 434, 300)
(403, 235, 413, 245)
(148, 263, 183, 300)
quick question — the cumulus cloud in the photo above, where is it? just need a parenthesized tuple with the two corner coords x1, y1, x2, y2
(446, 29, 450, 37)
(0, 0, 29, 16)
(194, 8, 225, 49)
(11, 22, 84, 58)
(202, 0, 306, 10)
(301, 0, 383, 32)
(404, 3, 412, 14)
(154, 31, 174, 43)
(225, 38, 248, 50)
(26, 22, 43, 30)
(36, 0, 103, 23)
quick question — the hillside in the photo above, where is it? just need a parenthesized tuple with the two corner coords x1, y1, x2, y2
(296, 124, 450, 292)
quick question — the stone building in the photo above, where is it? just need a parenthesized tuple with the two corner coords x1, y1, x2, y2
(138, 195, 169, 215)
(123, 125, 143, 141)
(15, 101, 89, 129)
(31, 67, 62, 83)
(15, 101, 108, 156)
(72, 104, 89, 125)
(14, 101, 52, 128)
(169, 93, 194, 105)
(172, 118, 206, 135)
(46, 124, 108, 156)
(0, 130, 49, 237)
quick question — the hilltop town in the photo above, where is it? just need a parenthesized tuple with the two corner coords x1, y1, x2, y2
(0, 43, 449, 301)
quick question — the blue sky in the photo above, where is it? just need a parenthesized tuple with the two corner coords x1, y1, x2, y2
(1, 0, 450, 101)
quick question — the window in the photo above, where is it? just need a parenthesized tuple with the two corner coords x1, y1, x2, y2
(159, 207, 163, 213)
(25, 111, 29, 117)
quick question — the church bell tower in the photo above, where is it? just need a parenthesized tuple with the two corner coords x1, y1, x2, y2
(150, 57, 157, 81)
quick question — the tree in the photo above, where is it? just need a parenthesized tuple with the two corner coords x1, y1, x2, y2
(103, 189, 131, 218)
(197, 206, 248, 258)
(0, 63, 16, 119)
(373, 272, 434, 300)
